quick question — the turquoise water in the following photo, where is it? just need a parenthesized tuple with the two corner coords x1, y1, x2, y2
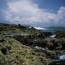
(34, 26, 65, 32)
(43, 27, 65, 32)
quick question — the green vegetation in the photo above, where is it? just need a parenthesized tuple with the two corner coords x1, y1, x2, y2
(55, 31, 65, 38)
(0, 23, 65, 65)
(0, 37, 51, 65)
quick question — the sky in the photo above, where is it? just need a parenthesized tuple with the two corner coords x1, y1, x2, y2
(0, 0, 65, 27)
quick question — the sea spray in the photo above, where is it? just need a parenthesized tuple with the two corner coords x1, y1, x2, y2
(34, 46, 51, 52)
(60, 54, 65, 60)
(34, 27, 47, 30)
(49, 34, 56, 38)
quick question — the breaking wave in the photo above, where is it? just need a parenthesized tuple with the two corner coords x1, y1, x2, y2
(34, 27, 47, 30)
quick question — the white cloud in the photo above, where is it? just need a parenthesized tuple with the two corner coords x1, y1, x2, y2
(4, 0, 65, 27)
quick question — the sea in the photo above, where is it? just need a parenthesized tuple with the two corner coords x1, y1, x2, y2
(34, 26, 65, 32)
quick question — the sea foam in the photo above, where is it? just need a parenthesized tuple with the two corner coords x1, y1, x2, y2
(34, 27, 46, 30)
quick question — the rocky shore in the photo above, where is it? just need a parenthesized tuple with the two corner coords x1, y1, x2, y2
(0, 23, 65, 65)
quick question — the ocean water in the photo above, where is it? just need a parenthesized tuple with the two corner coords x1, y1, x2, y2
(34, 26, 65, 32)
(46, 27, 65, 32)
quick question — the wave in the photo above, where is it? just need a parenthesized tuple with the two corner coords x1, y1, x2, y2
(49, 34, 56, 38)
(34, 27, 46, 30)
(34, 46, 51, 52)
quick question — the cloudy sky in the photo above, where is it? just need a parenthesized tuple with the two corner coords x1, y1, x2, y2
(0, 0, 65, 27)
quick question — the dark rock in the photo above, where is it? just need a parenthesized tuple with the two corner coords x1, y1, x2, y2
(1, 48, 7, 55)
(0, 39, 5, 42)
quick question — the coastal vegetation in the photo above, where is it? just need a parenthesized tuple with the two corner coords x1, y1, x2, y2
(0, 23, 65, 65)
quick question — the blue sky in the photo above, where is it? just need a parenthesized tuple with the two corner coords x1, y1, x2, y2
(34, 0, 65, 12)
(0, 0, 65, 27)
